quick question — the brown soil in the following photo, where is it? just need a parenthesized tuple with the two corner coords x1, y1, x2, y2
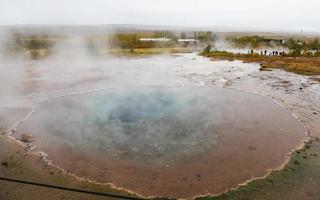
(0, 135, 141, 200)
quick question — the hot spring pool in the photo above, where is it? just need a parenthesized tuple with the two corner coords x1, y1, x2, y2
(17, 86, 306, 198)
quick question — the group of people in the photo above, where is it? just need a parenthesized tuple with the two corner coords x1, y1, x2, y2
(249, 49, 285, 56)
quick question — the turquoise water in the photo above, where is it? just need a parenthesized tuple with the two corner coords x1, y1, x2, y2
(25, 87, 223, 158)
(20, 86, 305, 161)
(92, 89, 191, 123)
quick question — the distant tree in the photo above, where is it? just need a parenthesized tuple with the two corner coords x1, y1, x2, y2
(194, 32, 198, 40)
(311, 38, 319, 52)
(29, 36, 40, 49)
(202, 44, 212, 54)
(206, 31, 214, 42)
(180, 32, 186, 39)
(231, 35, 264, 48)
(286, 38, 303, 56)
(194, 31, 216, 43)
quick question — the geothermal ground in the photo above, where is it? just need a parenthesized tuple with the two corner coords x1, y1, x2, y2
(1, 53, 320, 199)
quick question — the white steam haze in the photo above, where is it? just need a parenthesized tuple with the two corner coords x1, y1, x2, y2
(0, 0, 320, 32)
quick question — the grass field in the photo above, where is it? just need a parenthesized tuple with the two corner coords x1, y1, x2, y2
(201, 51, 320, 76)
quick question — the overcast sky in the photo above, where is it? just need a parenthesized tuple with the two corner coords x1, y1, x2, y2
(1, 0, 319, 32)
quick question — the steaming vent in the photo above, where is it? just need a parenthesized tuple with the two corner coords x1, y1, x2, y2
(24, 87, 221, 159)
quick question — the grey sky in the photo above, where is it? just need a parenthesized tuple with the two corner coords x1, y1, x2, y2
(0, 0, 319, 31)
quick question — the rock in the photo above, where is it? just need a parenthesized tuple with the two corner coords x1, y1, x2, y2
(1, 161, 8, 167)
(259, 67, 272, 71)
(225, 80, 232, 86)
(196, 174, 202, 181)
(20, 134, 34, 143)
(293, 160, 300, 165)
(248, 145, 256, 151)
(281, 80, 289, 84)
